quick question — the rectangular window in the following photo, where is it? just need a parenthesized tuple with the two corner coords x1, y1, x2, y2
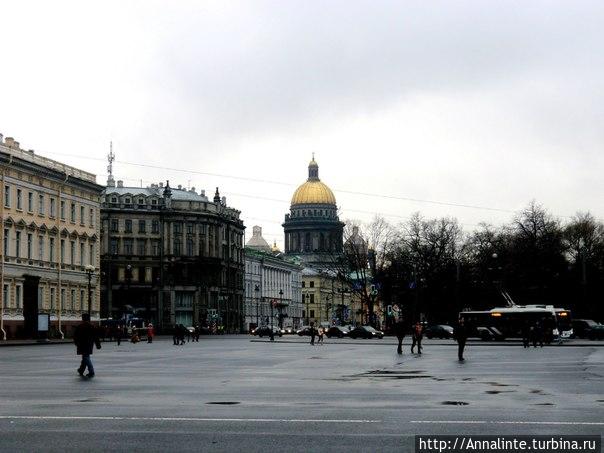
(173, 239, 181, 256)
(187, 223, 194, 234)
(50, 198, 56, 217)
(15, 231, 21, 258)
(16, 189, 22, 210)
(3, 229, 8, 256)
(61, 288, 65, 310)
(124, 239, 133, 255)
(71, 289, 76, 310)
(152, 240, 160, 256)
(137, 239, 146, 256)
(50, 287, 56, 310)
(125, 220, 132, 233)
(110, 238, 119, 255)
(4, 185, 10, 208)
(60, 200, 65, 219)
(49, 237, 55, 262)
(138, 220, 146, 233)
(28, 192, 33, 212)
(2, 284, 8, 308)
(80, 289, 85, 310)
(89, 244, 94, 265)
(60, 239, 65, 264)
(186, 239, 194, 256)
(310, 294, 314, 304)
(16, 285, 22, 309)
(80, 242, 85, 266)
(310, 309, 315, 318)
(80, 206, 85, 225)
(302, 281, 305, 288)
(38, 287, 43, 310)
(27, 233, 32, 259)
(38, 236, 44, 261)
(89, 208, 94, 227)
(152, 220, 159, 234)
(70, 203, 76, 222)
(173, 223, 182, 234)
(70, 241, 75, 264)
(310, 281, 315, 288)
(38, 194, 44, 215)
(110, 219, 118, 232)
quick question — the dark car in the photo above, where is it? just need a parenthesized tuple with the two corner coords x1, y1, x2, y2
(297, 326, 315, 336)
(424, 324, 454, 339)
(252, 326, 282, 337)
(348, 326, 384, 339)
(572, 319, 604, 340)
(326, 326, 349, 338)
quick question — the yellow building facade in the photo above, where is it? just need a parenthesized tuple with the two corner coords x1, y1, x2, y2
(0, 136, 103, 339)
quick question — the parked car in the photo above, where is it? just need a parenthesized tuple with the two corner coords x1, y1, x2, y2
(252, 326, 282, 337)
(348, 326, 384, 339)
(282, 326, 295, 335)
(424, 324, 454, 339)
(572, 319, 604, 340)
(326, 326, 349, 338)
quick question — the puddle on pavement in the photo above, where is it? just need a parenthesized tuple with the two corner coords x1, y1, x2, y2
(533, 403, 555, 406)
(442, 401, 469, 406)
(482, 382, 518, 387)
(486, 390, 516, 394)
(206, 402, 240, 405)
(350, 369, 431, 380)
(74, 398, 103, 403)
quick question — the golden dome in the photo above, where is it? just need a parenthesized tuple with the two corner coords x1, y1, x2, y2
(291, 180, 336, 205)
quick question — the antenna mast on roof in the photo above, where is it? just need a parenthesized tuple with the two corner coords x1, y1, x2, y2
(107, 141, 116, 187)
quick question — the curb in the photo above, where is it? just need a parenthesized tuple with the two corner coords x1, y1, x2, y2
(249, 339, 604, 347)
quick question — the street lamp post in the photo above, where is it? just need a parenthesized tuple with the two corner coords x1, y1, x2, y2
(305, 293, 310, 325)
(270, 296, 275, 342)
(254, 284, 260, 329)
(278, 289, 284, 329)
(85, 265, 95, 317)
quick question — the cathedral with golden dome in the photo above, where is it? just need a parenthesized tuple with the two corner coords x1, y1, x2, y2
(283, 156, 344, 264)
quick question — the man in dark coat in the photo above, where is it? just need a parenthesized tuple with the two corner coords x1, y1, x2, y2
(74, 313, 101, 378)
(454, 317, 469, 361)
(309, 322, 316, 345)
(393, 318, 405, 355)
(411, 322, 423, 355)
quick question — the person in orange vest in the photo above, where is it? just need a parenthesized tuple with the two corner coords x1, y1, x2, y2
(147, 323, 155, 343)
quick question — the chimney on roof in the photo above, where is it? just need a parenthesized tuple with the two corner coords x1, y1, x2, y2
(117, 180, 123, 188)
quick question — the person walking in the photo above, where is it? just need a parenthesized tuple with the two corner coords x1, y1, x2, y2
(411, 322, 423, 355)
(532, 320, 544, 348)
(146, 323, 154, 344)
(74, 313, 101, 378)
(521, 321, 530, 348)
(310, 322, 316, 345)
(115, 325, 123, 346)
(393, 317, 405, 355)
(318, 327, 324, 345)
(454, 317, 469, 361)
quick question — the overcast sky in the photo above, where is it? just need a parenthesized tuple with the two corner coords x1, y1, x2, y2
(1, 1, 603, 247)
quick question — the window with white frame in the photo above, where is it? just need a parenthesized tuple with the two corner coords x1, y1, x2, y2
(2, 284, 9, 308)
(15, 231, 21, 258)
(38, 194, 44, 215)
(61, 288, 65, 310)
(71, 289, 76, 310)
(4, 185, 10, 208)
(80, 206, 85, 225)
(50, 198, 56, 217)
(16, 189, 22, 210)
(27, 233, 32, 259)
(38, 236, 44, 261)
(28, 192, 33, 212)
(15, 285, 22, 309)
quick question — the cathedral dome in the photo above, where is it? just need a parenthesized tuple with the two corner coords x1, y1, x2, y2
(291, 156, 336, 206)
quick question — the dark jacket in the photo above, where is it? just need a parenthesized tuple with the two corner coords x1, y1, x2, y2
(74, 321, 101, 355)
(393, 321, 406, 339)
(454, 322, 469, 342)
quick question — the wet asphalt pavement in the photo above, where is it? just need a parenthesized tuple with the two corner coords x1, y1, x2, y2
(0, 336, 602, 452)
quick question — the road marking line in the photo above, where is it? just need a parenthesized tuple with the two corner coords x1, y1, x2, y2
(0, 415, 380, 424)
(411, 420, 604, 426)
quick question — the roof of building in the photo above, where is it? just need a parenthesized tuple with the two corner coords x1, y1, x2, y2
(291, 156, 336, 206)
(104, 186, 209, 202)
(246, 226, 271, 253)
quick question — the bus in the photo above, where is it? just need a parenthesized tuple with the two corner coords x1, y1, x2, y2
(459, 304, 572, 342)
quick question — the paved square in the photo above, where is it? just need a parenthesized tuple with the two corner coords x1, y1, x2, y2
(0, 337, 603, 452)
